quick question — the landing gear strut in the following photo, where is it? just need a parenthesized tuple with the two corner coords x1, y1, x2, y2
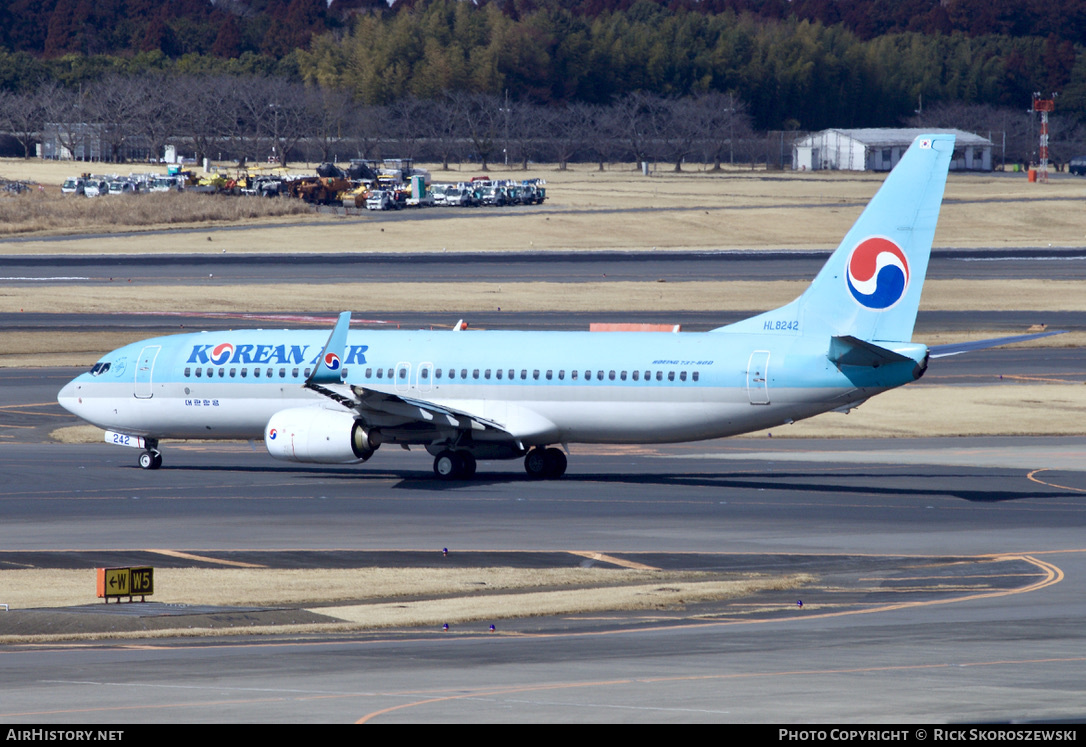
(524, 447, 566, 479)
(433, 449, 477, 480)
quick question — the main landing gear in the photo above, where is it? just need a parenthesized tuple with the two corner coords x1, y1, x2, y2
(433, 449, 477, 480)
(138, 448, 162, 470)
(432, 446, 567, 480)
(524, 447, 566, 480)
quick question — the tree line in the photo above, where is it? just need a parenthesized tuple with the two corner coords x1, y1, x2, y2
(0, 1, 1084, 132)
(0, 73, 763, 169)
(5, 72, 1084, 170)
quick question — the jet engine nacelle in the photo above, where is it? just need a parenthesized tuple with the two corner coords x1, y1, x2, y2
(264, 407, 377, 464)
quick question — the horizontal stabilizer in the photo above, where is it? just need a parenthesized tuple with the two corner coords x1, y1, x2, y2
(929, 330, 1066, 358)
(829, 335, 914, 368)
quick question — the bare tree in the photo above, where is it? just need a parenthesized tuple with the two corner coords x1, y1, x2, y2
(689, 92, 752, 170)
(39, 82, 91, 161)
(173, 75, 234, 165)
(449, 91, 502, 171)
(0, 88, 45, 159)
(311, 86, 356, 163)
(85, 75, 147, 163)
(611, 92, 671, 168)
(414, 94, 461, 171)
(134, 74, 179, 164)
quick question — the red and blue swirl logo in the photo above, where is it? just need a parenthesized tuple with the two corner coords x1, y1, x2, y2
(210, 342, 235, 365)
(846, 237, 910, 310)
(323, 352, 341, 371)
(268, 428, 277, 440)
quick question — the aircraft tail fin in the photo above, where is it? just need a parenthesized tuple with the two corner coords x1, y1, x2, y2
(719, 134, 954, 343)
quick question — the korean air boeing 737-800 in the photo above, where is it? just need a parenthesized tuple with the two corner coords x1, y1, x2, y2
(57, 134, 1055, 479)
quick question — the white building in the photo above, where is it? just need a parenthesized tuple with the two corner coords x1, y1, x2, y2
(793, 128, 992, 172)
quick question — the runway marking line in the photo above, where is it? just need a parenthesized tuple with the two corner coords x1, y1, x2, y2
(567, 551, 658, 570)
(147, 549, 266, 568)
(1027, 468, 1086, 494)
(356, 653, 1086, 724)
(349, 553, 1068, 725)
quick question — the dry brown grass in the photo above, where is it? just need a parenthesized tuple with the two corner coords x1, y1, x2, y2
(0, 567, 813, 641)
(2, 157, 1085, 253)
(2, 279, 1085, 319)
(0, 190, 313, 236)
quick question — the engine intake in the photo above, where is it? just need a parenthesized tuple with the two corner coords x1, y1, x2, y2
(265, 407, 377, 464)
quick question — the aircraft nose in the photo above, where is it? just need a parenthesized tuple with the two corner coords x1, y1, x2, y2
(57, 379, 83, 415)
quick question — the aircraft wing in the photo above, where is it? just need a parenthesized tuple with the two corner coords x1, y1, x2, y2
(305, 380, 508, 434)
(928, 330, 1066, 358)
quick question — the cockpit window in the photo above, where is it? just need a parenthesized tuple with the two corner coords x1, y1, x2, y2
(89, 362, 111, 376)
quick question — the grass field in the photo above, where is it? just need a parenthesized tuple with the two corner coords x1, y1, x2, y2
(2, 157, 1085, 254)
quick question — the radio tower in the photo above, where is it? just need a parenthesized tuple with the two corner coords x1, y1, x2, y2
(1032, 93, 1056, 183)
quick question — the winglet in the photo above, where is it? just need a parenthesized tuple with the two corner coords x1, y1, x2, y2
(307, 311, 351, 384)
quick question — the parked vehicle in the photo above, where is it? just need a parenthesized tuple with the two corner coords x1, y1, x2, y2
(149, 176, 183, 192)
(61, 177, 86, 195)
(108, 180, 138, 195)
(83, 179, 110, 197)
(1069, 156, 1086, 176)
(366, 190, 394, 210)
(479, 184, 508, 206)
(443, 187, 474, 207)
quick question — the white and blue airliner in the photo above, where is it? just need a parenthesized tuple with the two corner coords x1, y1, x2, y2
(58, 134, 1054, 478)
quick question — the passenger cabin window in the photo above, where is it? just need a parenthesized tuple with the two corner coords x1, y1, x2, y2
(679, 371, 687, 381)
(546, 370, 553, 380)
(376, 368, 383, 378)
(668, 371, 675, 381)
(692, 371, 699, 382)
(533, 370, 540, 380)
